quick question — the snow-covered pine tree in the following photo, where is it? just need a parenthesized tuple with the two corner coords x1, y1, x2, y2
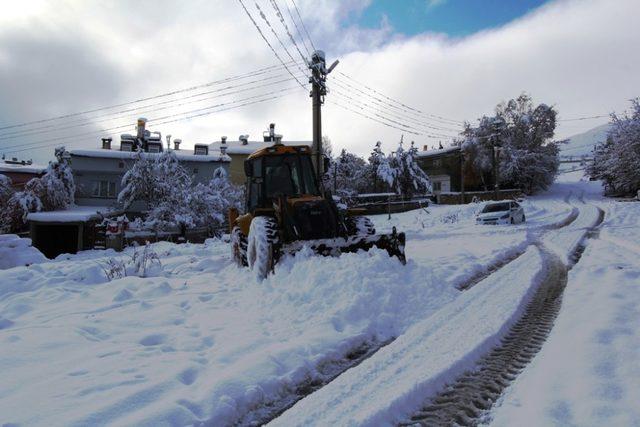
(375, 141, 399, 194)
(40, 146, 75, 210)
(118, 149, 157, 211)
(144, 150, 194, 230)
(0, 174, 13, 206)
(325, 148, 368, 199)
(588, 98, 640, 195)
(0, 175, 15, 232)
(400, 141, 431, 197)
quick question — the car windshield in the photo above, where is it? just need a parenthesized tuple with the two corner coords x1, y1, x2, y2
(482, 202, 511, 213)
(264, 154, 318, 198)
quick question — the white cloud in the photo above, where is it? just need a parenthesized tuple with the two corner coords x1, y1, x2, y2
(0, 0, 638, 163)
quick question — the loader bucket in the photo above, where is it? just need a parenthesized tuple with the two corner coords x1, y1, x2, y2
(281, 227, 406, 264)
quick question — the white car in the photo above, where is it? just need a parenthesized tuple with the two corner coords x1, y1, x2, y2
(476, 201, 526, 225)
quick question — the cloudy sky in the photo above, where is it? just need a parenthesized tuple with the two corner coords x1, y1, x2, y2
(0, 0, 638, 163)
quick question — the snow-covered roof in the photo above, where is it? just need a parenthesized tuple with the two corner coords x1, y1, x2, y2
(0, 161, 47, 174)
(209, 140, 312, 155)
(416, 146, 460, 159)
(27, 206, 116, 223)
(70, 149, 231, 163)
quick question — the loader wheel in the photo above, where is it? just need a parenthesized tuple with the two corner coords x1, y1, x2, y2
(247, 216, 280, 279)
(346, 216, 376, 237)
(231, 226, 248, 267)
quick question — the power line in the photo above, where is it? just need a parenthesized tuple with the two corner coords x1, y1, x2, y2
(0, 61, 297, 132)
(268, 0, 309, 65)
(237, 0, 308, 89)
(289, 0, 316, 52)
(0, 72, 305, 140)
(254, 0, 309, 78)
(2, 86, 303, 154)
(331, 90, 457, 139)
(330, 79, 462, 134)
(336, 71, 463, 126)
(558, 114, 610, 122)
(282, 0, 312, 56)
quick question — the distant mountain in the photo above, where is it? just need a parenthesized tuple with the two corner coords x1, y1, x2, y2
(559, 123, 611, 157)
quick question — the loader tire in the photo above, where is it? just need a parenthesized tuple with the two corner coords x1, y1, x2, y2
(346, 216, 376, 237)
(231, 226, 248, 267)
(247, 216, 280, 279)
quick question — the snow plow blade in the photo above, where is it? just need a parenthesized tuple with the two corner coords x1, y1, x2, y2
(281, 227, 406, 264)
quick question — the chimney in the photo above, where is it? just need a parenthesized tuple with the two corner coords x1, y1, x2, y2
(274, 134, 283, 145)
(423, 145, 428, 151)
(264, 123, 276, 142)
(220, 136, 228, 155)
(101, 137, 112, 150)
(239, 135, 249, 145)
(173, 138, 182, 150)
(166, 134, 172, 149)
(136, 117, 147, 139)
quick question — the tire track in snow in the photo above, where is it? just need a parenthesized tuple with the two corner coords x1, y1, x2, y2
(402, 202, 605, 427)
(257, 196, 579, 426)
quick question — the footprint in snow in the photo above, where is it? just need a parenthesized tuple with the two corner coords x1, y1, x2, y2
(177, 366, 200, 385)
(113, 288, 134, 302)
(139, 334, 167, 346)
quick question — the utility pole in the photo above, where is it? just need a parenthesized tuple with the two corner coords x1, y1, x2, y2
(460, 151, 465, 204)
(491, 118, 504, 200)
(309, 50, 339, 186)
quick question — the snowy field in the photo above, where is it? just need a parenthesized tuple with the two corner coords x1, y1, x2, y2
(1, 174, 638, 426)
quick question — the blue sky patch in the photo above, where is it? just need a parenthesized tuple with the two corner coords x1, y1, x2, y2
(346, 0, 550, 37)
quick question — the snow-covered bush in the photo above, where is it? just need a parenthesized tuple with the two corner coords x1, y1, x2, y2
(461, 93, 561, 194)
(587, 98, 640, 195)
(1, 178, 44, 232)
(191, 167, 244, 229)
(130, 243, 162, 278)
(99, 257, 127, 281)
(99, 243, 162, 280)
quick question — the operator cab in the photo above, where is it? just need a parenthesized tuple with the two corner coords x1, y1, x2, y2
(244, 145, 321, 212)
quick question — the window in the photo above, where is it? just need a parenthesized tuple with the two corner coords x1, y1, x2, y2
(118, 161, 125, 169)
(92, 180, 116, 198)
(194, 145, 208, 155)
(433, 181, 442, 192)
(193, 168, 199, 174)
(433, 159, 442, 167)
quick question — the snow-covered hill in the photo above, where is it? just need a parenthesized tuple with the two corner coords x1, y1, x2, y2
(560, 123, 610, 157)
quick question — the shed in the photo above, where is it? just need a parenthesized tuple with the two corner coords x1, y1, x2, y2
(27, 207, 113, 258)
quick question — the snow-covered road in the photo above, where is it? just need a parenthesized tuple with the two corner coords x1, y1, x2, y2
(2, 174, 636, 426)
